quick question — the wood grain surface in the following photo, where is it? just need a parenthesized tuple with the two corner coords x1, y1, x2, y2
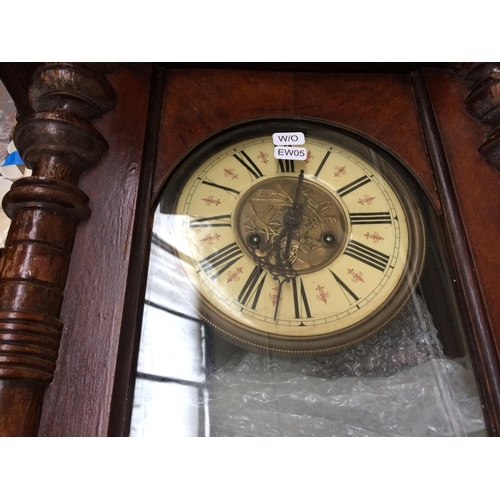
(154, 69, 438, 208)
(425, 69, 500, 355)
(37, 64, 152, 436)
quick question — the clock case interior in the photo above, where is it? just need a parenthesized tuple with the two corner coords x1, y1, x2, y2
(132, 116, 483, 436)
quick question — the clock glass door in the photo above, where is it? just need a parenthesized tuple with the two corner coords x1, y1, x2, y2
(129, 118, 486, 437)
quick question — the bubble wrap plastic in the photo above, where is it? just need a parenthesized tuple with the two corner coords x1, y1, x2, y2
(207, 295, 486, 436)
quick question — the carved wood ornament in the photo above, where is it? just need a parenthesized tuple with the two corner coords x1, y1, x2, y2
(457, 63, 500, 170)
(0, 63, 118, 436)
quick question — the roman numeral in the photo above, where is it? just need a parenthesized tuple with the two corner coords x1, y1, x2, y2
(237, 266, 267, 309)
(330, 270, 360, 303)
(313, 150, 331, 178)
(278, 159, 295, 173)
(233, 151, 264, 179)
(201, 179, 240, 195)
(337, 175, 371, 197)
(349, 212, 392, 225)
(189, 214, 232, 228)
(199, 242, 243, 280)
(344, 240, 390, 272)
(291, 277, 312, 319)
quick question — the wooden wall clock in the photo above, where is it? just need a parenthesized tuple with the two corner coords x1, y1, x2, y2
(0, 62, 498, 436)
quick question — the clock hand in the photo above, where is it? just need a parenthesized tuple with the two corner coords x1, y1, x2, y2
(249, 171, 306, 321)
(281, 170, 305, 265)
(273, 276, 287, 322)
(269, 171, 305, 321)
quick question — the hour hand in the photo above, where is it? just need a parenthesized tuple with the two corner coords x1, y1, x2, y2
(273, 276, 286, 321)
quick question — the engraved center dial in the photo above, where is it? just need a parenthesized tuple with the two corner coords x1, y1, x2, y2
(235, 176, 349, 274)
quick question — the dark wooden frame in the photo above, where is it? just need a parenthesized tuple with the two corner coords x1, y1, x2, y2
(413, 70, 500, 432)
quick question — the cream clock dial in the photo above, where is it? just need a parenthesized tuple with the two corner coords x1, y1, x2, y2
(158, 119, 425, 355)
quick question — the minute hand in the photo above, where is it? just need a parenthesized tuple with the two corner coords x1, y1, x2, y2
(282, 170, 305, 264)
(271, 170, 305, 321)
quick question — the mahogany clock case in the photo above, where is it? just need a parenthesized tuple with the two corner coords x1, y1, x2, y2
(0, 63, 495, 436)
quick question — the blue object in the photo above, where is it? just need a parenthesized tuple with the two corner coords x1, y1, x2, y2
(1, 150, 23, 167)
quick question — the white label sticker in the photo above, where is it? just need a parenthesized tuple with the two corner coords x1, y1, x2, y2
(272, 132, 305, 145)
(274, 146, 307, 160)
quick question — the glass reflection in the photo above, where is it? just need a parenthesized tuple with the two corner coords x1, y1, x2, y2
(130, 209, 486, 437)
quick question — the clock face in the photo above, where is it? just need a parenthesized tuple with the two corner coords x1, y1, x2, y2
(156, 118, 425, 355)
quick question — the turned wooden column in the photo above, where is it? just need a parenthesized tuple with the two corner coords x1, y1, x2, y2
(0, 63, 118, 436)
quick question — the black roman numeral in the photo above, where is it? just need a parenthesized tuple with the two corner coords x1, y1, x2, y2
(349, 212, 392, 225)
(313, 150, 331, 178)
(337, 175, 371, 197)
(291, 277, 312, 319)
(190, 214, 232, 228)
(278, 159, 295, 173)
(237, 266, 267, 309)
(199, 242, 243, 280)
(233, 151, 264, 179)
(330, 270, 360, 303)
(344, 240, 390, 272)
(201, 179, 240, 195)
